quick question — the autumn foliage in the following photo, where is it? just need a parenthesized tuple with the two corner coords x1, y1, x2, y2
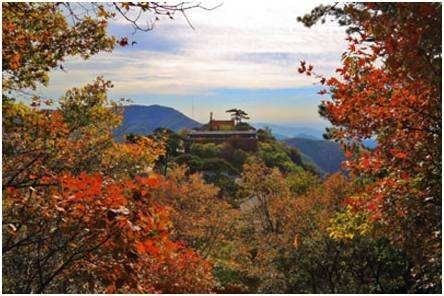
(2, 2, 214, 293)
(4, 173, 214, 293)
(298, 2, 441, 292)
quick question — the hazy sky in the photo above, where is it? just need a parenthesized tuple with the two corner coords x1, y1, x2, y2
(38, 0, 348, 127)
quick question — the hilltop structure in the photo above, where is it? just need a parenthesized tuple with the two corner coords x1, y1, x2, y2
(184, 111, 257, 148)
(208, 112, 235, 131)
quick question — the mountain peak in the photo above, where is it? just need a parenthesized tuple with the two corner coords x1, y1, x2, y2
(114, 104, 201, 139)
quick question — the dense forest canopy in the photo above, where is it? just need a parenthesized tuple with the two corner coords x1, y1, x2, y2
(2, 2, 441, 293)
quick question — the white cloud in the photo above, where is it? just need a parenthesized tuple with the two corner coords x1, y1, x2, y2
(41, 0, 348, 97)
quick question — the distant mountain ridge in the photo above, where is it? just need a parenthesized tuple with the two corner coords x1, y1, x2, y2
(253, 122, 377, 149)
(114, 105, 201, 138)
(284, 137, 345, 173)
(114, 106, 329, 141)
(252, 122, 324, 140)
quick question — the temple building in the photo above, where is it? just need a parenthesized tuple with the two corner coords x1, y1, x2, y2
(184, 112, 257, 148)
(207, 112, 235, 131)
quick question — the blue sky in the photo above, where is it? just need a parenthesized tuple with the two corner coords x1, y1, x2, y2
(37, 0, 348, 127)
